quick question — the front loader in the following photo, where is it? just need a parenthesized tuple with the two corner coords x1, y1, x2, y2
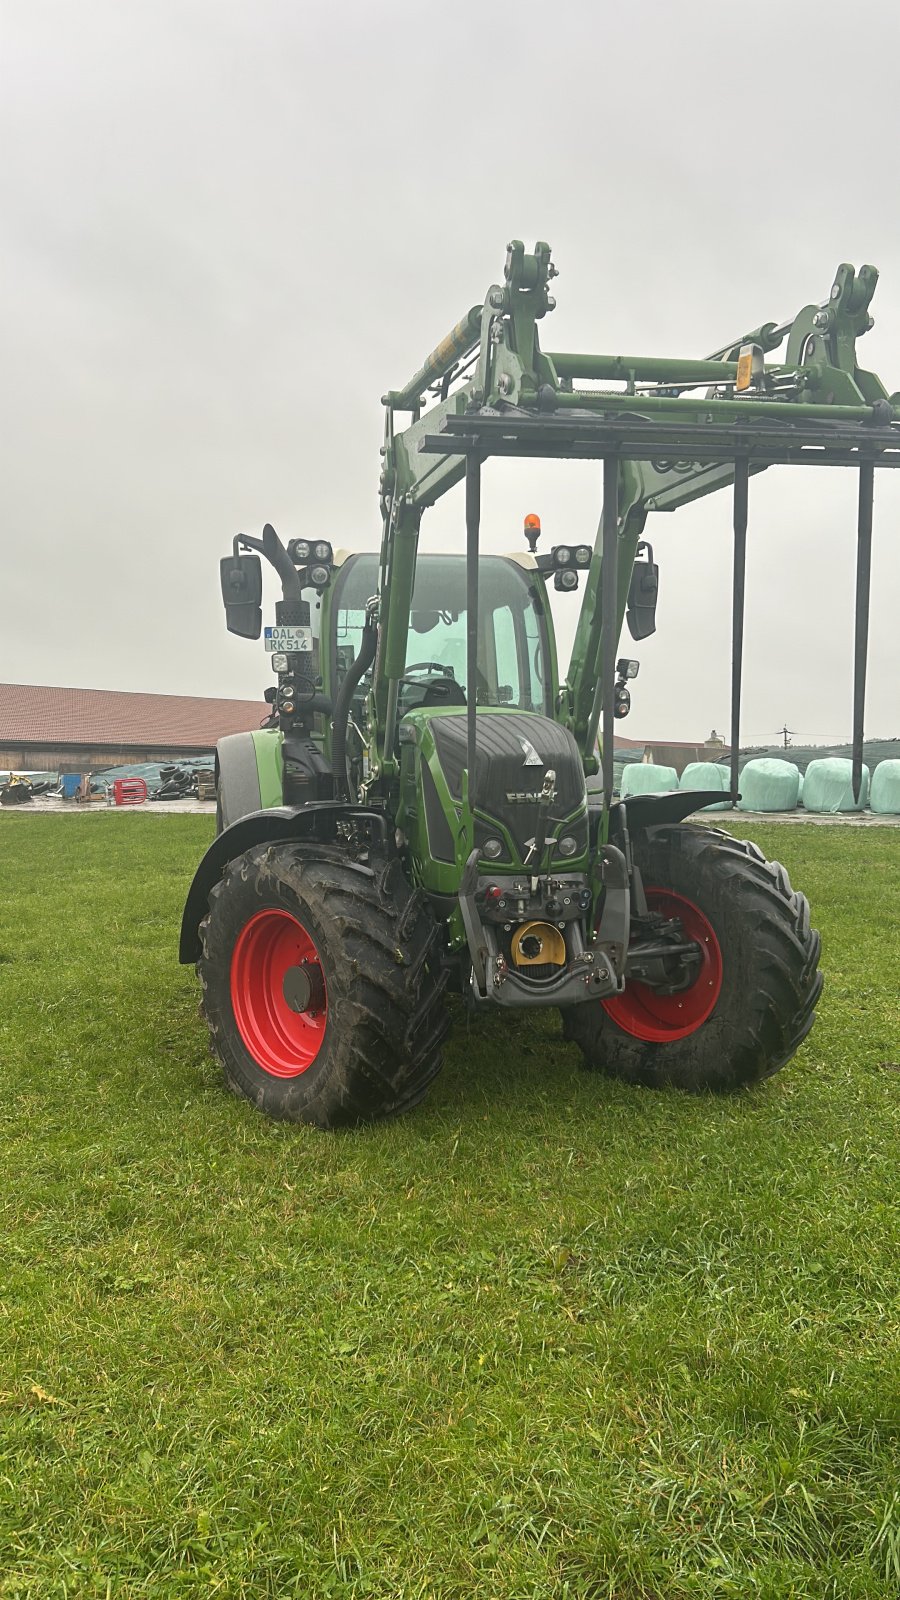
(181, 240, 898, 1128)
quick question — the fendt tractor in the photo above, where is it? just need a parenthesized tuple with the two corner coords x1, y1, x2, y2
(181, 241, 898, 1128)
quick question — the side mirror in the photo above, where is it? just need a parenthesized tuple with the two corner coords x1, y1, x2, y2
(220, 554, 262, 639)
(626, 541, 658, 641)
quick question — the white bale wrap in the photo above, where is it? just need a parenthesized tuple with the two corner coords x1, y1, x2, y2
(870, 759, 900, 814)
(736, 758, 801, 813)
(679, 761, 730, 811)
(802, 758, 869, 813)
(620, 763, 679, 798)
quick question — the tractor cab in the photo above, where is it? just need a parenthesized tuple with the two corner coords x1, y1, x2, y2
(327, 551, 553, 718)
(325, 551, 558, 809)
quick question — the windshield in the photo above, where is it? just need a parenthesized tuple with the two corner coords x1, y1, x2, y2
(332, 553, 549, 712)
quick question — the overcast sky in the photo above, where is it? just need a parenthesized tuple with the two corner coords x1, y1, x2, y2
(3, 0, 900, 743)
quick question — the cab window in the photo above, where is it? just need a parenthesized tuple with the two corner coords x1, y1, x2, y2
(332, 554, 549, 713)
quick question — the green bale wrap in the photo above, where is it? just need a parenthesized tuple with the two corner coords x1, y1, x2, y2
(802, 758, 869, 813)
(679, 761, 730, 812)
(736, 758, 801, 813)
(620, 763, 679, 798)
(870, 759, 900, 814)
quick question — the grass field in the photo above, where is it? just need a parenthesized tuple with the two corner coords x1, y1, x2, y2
(0, 815, 897, 1599)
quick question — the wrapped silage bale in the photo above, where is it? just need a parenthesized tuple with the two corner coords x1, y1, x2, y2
(679, 761, 730, 811)
(736, 758, 801, 813)
(870, 759, 900, 814)
(620, 763, 679, 798)
(802, 758, 869, 813)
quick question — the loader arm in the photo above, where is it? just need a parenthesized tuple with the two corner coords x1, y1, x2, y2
(378, 242, 900, 812)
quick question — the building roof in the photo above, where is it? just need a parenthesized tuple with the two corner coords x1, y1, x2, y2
(0, 683, 267, 751)
(614, 735, 731, 756)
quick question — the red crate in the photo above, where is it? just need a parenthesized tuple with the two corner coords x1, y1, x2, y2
(112, 778, 148, 807)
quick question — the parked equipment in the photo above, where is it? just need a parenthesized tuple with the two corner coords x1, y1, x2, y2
(181, 241, 900, 1127)
(0, 775, 34, 806)
(110, 778, 149, 807)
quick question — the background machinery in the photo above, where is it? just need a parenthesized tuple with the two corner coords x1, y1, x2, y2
(181, 240, 900, 1128)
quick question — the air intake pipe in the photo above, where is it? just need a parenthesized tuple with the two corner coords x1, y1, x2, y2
(332, 607, 378, 802)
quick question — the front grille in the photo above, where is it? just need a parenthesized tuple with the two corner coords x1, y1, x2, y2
(430, 711, 586, 861)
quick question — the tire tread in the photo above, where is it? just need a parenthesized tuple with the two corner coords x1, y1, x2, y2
(564, 823, 823, 1091)
(197, 843, 450, 1127)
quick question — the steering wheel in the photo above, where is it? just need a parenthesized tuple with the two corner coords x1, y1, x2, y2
(399, 662, 467, 709)
(402, 661, 454, 678)
(421, 677, 466, 708)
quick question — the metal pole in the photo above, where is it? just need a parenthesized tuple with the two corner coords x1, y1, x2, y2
(730, 457, 749, 805)
(600, 456, 619, 810)
(465, 452, 481, 816)
(852, 457, 875, 804)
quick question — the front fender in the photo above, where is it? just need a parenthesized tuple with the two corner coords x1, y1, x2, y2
(179, 803, 390, 963)
(609, 789, 733, 834)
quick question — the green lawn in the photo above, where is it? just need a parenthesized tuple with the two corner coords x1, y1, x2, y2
(0, 816, 898, 1599)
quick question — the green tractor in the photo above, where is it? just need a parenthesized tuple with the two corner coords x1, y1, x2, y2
(181, 241, 898, 1128)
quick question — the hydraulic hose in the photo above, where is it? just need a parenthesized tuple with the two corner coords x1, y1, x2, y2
(332, 612, 378, 801)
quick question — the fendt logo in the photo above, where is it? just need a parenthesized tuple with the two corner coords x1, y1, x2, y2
(519, 737, 543, 768)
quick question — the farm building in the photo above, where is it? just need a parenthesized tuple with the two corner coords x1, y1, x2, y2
(614, 732, 731, 778)
(0, 683, 267, 774)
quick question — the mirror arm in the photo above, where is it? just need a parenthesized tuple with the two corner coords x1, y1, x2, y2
(234, 527, 303, 603)
(235, 533, 263, 557)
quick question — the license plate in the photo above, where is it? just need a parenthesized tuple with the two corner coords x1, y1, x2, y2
(264, 625, 313, 653)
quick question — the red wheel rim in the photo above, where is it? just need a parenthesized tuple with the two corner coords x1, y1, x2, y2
(602, 887, 723, 1042)
(230, 910, 327, 1077)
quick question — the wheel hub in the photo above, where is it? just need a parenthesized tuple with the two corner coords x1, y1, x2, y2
(282, 960, 325, 1015)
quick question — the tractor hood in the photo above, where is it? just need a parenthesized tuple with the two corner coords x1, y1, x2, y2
(429, 710, 582, 807)
(399, 708, 588, 874)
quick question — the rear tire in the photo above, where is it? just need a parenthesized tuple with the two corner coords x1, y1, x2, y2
(198, 842, 450, 1127)
(562, 824, 822, 1091)
(215, 733, 263, 832)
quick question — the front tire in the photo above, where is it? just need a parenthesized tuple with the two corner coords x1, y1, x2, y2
(198, 842, 450, 1127)
(563, 824, 822, 1091)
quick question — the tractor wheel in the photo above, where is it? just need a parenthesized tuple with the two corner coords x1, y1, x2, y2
(562, 824, 822, 1091)
(198, 842, 450, 1128)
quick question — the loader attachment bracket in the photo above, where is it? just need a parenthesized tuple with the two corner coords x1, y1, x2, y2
(377, 246, 900, 817)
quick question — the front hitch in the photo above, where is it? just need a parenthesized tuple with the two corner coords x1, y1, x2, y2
(457, 844, 630, 1008)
